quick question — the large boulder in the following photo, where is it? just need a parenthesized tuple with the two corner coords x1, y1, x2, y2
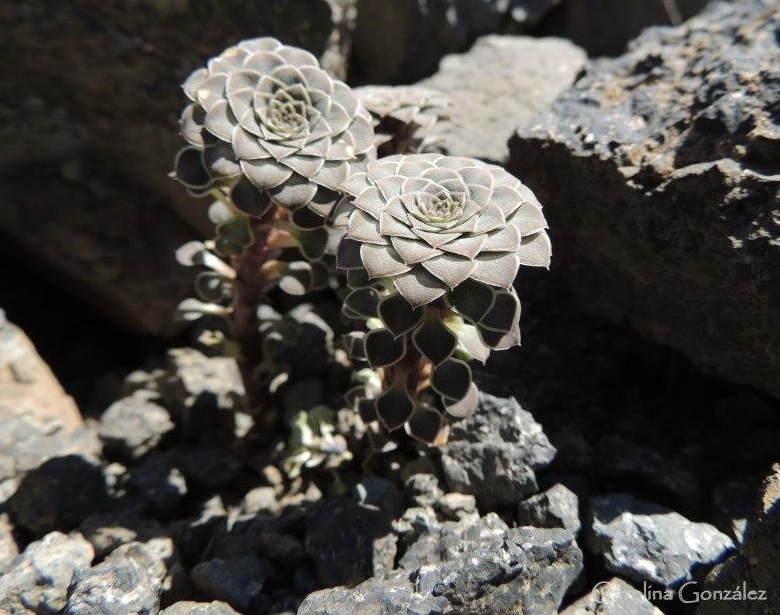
(419, 35, 586, 163)
(509, 0, 780, 398)
(0, 0, 356, 335)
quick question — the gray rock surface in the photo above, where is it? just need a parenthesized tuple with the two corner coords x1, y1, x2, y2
(440, 393, 556, 508)
(0, 531, 94, 614)
(305, 500, 395, 587)
(11, 455, 110, 535)
(79, 512, 166, 559)
(160, 602, 241, 615)
(697, 463, 780, 613)
(588, 493, 735, 587)
(161, 348, 244, 441)
(64, 540, 168, 615)
(0, 1, 357, 336)
(190, 556, 270, 614)
(419, 35, 586, 162)
(404, 473, 445, 509)
(510, 0, 780, 399)
(560, 577, 664, 615)
(518, 482, 581, 533)
(299, 515, 582, 615)
(99, 391, 175, 461)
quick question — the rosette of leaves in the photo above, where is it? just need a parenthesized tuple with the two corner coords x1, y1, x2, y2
(355, 85, 450, 157)
(174, 36, 375, 221)
(172, 36, 376, 300)
(335, 153, 550, 444)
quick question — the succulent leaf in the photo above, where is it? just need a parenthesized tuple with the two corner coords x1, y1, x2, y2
(231, 178, 273, 217)
(412, 318, 457, 365)
(194, 271, 228, 303)
(406, 405, 447, 444)
(446, 279, 495, 323)
(444, 382, 479, 418)
(365, 328, 406, 368)
(375, 386, 415, 431)
(216, 215, 253, 248)
(377, 293, 424, 338)
(479, 289, 520, 333)
(431, 358, 472, 401)
(343, 288, 380, 319)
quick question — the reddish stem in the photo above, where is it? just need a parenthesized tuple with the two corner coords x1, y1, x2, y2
(229, 208, 286, 411)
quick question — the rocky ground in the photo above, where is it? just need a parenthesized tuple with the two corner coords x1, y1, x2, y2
(1, 0, 779, 614)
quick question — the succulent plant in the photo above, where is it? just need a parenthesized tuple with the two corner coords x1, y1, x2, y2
(355, 85, 450, 156)
(335, 153, 550, 443)
(171, 38, 377, 411)
(283, 405, 352, 478)
(174, 36, 375, 223)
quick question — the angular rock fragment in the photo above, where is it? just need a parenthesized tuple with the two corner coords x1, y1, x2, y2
(440, 393, 556, 508)
(588, 493, 735, 586)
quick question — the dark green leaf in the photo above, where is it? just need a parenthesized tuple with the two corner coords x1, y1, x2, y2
(336, 238, 364, 269)
(358, 397, 378, 423)
(446, 279, 495, 323)
(279, 262, 313, 295)
(194, 272, 226, 303)
(344, 288, 380, 319)
(375, 387, 415, 431)
(412, 319, 457, 365)
(231, 178, 273, 217)
(406, 406, 446, 444)
(343, 332, 366, 360)
(477, 325, 506, 348)
(174, 146, 211, 189)
(378, 293, 424, 337)
(479, 290, 519, 333)
(365, 328, 406, 369)
(431, 358, 472, 401)
(216, 215, 253, 248)
(347, 268, 372, 289)
(297, 228, 328, 261)
(444, 382, 479, 418)
(292, 206, 326, 230)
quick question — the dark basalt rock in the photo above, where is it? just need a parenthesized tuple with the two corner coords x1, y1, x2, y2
(509, 0, 780, 399)
(0, 531, 95, 615)
(64, 541, 168, 615)
(10, 455, 110, 535)
(305, 500, 396, 588)
(99, 390, 175, 462)
(588, 493, 735, 587)
(697, 463, 780, 614)
(299, 516, 583, 615)
(560, 577, 663, 615)
(439, 393, 556, 508)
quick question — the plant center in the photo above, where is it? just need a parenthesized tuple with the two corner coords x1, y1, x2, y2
(416, 191, 464, 226)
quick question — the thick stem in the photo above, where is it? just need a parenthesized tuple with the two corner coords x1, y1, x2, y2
(229, 208, 286, 411)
